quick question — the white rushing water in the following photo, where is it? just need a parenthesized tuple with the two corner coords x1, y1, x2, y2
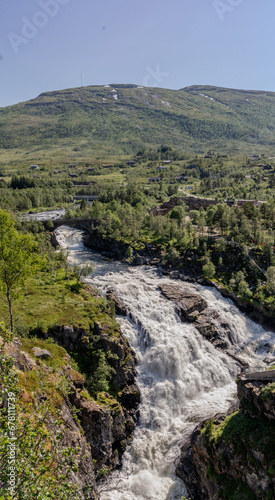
(55, 226, 275, 500)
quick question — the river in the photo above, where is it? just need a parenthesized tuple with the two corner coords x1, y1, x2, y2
(55, 226, 274, 500)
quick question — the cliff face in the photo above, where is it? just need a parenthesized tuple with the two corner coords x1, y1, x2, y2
(176, 372, 275, 500)
(2, 321, 140, 499)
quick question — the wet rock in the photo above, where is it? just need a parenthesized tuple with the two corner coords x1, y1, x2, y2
(119, 383, 141, 410)
(169, 270, 180, 279)
(106, 287, 127, 316)
(195, 317, 215, 337)
(133, 254, 146, 266)
(159, 284, 207, 322)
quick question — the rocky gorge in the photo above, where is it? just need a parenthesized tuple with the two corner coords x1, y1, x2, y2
(176, 371, 275, 499)
(26, 224, 273, 500)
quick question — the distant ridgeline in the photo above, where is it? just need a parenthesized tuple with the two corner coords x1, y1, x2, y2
(2, 84, 275, 154)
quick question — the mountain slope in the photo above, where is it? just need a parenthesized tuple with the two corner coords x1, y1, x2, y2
(1, 84, 275, 161)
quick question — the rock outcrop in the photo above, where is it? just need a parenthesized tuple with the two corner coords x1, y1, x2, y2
(159, 283, 249, 366)
(106, 287, 127, 316)
(2, 320, 140, 499)
(176, 371, 275, 500)
(2, 337, 98, 499)
(237, 370, 275, 421)
(45, 321, 140, 466)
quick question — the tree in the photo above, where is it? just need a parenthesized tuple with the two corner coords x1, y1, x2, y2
(202, 261, 215, 279)
(0, 210, 43, 333)
(72, 262, 94, 288)
(266, 266, 275, 292)
(80, 198, 87, 211)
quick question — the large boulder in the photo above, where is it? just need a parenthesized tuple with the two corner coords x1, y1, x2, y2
(159, 284, 207, 322)
(32, 347, 52, 359)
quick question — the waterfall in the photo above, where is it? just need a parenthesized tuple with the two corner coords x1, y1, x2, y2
(55, 226, 274, 500)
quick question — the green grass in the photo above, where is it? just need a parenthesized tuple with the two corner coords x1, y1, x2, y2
(2, 84, 275, 170)
(261, 383, 275, 401)
(20, 337, 70, 371)
(202, 410, 275, 464)
(0, 268, 119, 336)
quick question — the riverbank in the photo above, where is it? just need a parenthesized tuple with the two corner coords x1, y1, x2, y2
(83, 230, 275, 334)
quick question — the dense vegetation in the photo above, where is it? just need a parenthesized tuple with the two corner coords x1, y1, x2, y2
(0, 143, 274, 315)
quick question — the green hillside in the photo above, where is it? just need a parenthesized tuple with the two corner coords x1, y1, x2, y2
(1, 83, 275, 164)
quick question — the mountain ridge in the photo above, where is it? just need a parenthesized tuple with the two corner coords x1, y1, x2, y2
(1, 83, 275, 162)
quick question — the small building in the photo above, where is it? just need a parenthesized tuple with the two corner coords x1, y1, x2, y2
(73, 195, 99, 203)
(69, 173, 78, 178)
(69, 163, 77, 168)
(175, 175, 189, 182)
(163, 160, 172, 164)
(30, 164, 39, 170)
(87, 167, 96, 172)
(157, 166, 168, 171)
(72, 181, 95, 186)
(149, 177, 161, 182)
(237, 199, 259, 207)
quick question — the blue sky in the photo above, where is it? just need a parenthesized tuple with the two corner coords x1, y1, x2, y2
(1, 0, 275, 107)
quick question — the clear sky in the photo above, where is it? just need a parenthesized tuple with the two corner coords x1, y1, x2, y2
(1, 0, 275, 108)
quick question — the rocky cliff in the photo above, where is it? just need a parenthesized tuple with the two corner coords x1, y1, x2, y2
(176, 371, 275, 500)
(1, 319, 140, 499)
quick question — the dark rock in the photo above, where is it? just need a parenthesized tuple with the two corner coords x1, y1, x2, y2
(106, 288, 127, 316)
(194, 317, 215, 337)
(46, 321, 140, 471)
(60, 402, 98, 499)
(176, 374, 275, 500)
(71, 391, 113, 468)
(119, 383, 141, 410)
(133, 254, 146, 265)
(237, 372, 275, 420)
(159, 283, 207, 322)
